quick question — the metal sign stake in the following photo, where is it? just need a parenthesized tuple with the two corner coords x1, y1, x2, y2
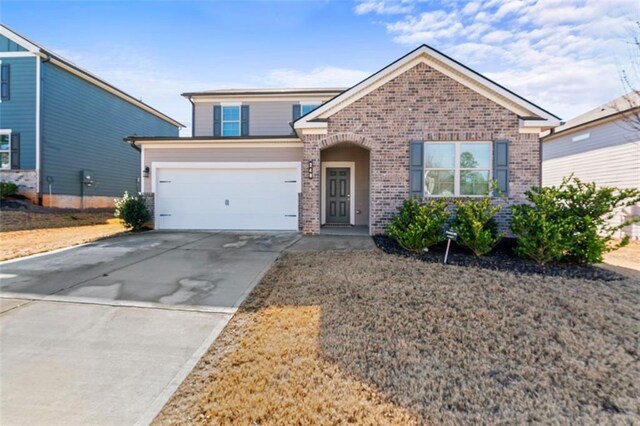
(444, 230, 457, 264)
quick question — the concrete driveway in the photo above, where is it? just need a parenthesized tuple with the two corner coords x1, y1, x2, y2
(0, 231, 299, 425)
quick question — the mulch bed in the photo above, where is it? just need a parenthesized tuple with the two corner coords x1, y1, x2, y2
(374, 235, 626, 281)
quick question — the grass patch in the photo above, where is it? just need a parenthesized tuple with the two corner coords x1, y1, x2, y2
(0, 210, 114, 232)
(155, 250, 640, 424)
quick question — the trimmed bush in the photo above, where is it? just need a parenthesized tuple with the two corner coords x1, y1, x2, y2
(511, 176, 640, 264)
(114, 192, 150, 231)
(387, 198, 450, 253)
(452, 197, 502, 256)
(0, 182, 19, 200)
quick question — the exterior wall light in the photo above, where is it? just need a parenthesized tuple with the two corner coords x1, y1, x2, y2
(143, 166, 150, 178)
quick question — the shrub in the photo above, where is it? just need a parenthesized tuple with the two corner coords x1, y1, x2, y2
(114, 192, 150, 231)
(452, 197, 502, 256)
(0, 182, 19, 200)
(511, 176, 640, 264)
(387, 198, 450, 253)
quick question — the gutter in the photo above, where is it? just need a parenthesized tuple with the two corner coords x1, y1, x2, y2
(125, 137, 141, 152)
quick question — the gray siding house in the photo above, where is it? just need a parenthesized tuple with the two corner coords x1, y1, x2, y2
(0, 25, 182, 208)
(542, 93, 640, 239)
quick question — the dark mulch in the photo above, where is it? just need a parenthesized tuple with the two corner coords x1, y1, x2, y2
(374, 235, 626, 281)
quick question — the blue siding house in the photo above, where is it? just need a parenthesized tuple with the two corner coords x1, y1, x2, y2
(0, 25, 182, 208)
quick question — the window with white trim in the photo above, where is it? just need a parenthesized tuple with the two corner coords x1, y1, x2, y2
(0, 130, 11, 170)
(301, 103, 319, 115)
(424, 142, 492, 196)
(222, 106, 241, 136)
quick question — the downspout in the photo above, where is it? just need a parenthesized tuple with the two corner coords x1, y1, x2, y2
(188, 96, 195, 137)
(36, 52, 51, 205)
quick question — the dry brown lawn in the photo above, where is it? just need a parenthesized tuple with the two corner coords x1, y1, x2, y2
(155, 250, 640, 425)
(0, 211, 126, 261)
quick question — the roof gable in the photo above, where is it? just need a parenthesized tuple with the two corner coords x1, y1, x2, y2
(294, 45, 561, 132)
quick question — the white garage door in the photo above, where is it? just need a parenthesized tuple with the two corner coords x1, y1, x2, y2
(154, 165, 299, 230)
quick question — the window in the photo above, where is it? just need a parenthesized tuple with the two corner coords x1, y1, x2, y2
(424, 142, 491, 196)
(222, 106, 241, 136)
(0, 130, 11, 170)
(1, 64, 9, 101)
(301, 103, 319, 115)
(572, 132, 590, 142)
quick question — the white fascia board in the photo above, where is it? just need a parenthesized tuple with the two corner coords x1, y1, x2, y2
(0, 51, 38, 58)
(520, 118, 562, 128)
(0, 26, 40, 53)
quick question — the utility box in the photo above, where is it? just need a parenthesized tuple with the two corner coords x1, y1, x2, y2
(81, 170, 94, 187)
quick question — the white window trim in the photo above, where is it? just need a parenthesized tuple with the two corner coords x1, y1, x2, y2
(221, 104, 241, 137)
(320, 161, 355, 226)
(424, 141, 492, 197)
(0, 129, 11, 170)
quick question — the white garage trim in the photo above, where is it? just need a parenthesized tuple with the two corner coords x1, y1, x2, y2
(151, 161, 302, 193)
(321, 161, 355, 226)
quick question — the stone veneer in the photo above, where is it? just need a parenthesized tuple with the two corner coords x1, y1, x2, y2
(300, 62, 540, 235)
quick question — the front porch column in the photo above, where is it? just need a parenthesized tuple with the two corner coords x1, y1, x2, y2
(301, 135, 321, 234)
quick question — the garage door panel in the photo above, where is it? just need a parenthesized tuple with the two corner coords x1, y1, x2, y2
(155, 166, 299, 231)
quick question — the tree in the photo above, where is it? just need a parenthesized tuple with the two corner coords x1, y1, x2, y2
(620, 20, 640, 131)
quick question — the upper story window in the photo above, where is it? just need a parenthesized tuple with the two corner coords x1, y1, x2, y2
(301, 103, 319, 115)
(213, 104, 249, 137)
(222, 106, 241, 136)
(424, 142, 492, 196)
(0, 130, 11, 170)
(1, 63, 10, 101)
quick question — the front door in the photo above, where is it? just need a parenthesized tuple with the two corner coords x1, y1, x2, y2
(326, 168, 350, 224)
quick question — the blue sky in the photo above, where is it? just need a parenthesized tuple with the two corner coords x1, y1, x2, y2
(3, 0, 638, 133)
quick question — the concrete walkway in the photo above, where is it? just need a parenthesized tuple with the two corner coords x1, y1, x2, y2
(286, 235, 375, 252)
(0, 231, 299, 426)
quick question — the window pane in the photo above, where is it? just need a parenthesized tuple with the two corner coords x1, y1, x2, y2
(222, 122, 240, 136)
(0, 152, 9, 169)
(425, 144, 455, 169)
(460, 170, 490, 195)
(425, 170, 455, 196)
(301, 104, 318, 115)
(460, 143, 490, 169)
(222, 106, 240, 121)
(0, 135, 9, 151)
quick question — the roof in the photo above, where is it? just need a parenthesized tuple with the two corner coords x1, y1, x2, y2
(182, 87, 347, 97)
(0, 24, 184, 128)
(545, 91, 640, 138)
(294, 44, 561, 131)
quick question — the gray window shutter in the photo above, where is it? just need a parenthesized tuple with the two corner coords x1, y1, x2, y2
(493, 139, 509, 196)
(10, 133, 20, 169)
(292, 104, 301, 121)
(241, 105, 249, 136)
(1, 64, 9, 101)
(409, 140, 424, 198)
(213, 105, 221, 136)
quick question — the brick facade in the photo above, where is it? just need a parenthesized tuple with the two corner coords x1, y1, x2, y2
(301, 62, 540, 235)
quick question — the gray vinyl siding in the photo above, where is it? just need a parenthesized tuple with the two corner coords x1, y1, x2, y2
(0, 56, 37, 169)
(143, 146, 303, 192)
(41, 61, 178, 197)
(194, 101, 296, 136)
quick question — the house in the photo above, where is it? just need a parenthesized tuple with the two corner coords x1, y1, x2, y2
(542, 92, 640, 239)
(127, 45, 560, 235)
(0, 25, 182, 208)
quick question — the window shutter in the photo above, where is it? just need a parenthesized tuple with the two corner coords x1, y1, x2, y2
(493, 139, 509, 196)
(1, 64, 10, 101)
(10, 133, 20, 169)
(241, 105, 249, 136)
(213, 105, 221, 136)
(292, 104, 301, 121)
(409, 140, 424, 198)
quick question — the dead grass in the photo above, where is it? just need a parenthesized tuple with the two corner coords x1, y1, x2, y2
(0, 210, 115, 232)
(604, 241, 640, 272)
(0, 218, 126, 261)
(155, 250, 640, 424)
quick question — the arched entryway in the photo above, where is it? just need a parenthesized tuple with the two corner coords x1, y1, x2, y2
(320, 142, 371, 235)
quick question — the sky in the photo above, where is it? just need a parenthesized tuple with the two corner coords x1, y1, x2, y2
(2, 0, 639, 134)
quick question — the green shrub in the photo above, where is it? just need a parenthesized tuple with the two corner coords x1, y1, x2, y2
(387, 198, 450, 253)
(511, 186, 569, 265)
(114, 192, 150, 231)
(452, 197, 502, 256)
(0, 182, 19, 200)
(511, 176, 640, 264)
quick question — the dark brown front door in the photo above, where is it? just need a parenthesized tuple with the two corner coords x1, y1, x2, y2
(326, 168, 350, 224)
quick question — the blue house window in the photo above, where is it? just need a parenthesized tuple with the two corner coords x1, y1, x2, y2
(222, 106, 241, 136)
(1, 64, 9, 101)
(0, 131, 10, 169)
(301, 103, 319, 115)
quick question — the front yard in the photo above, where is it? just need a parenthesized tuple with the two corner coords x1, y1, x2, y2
(154, 250, 640, 424)
(0, 210, 126, 261)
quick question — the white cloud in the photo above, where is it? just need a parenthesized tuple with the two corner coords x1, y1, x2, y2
(354, 0, 414, 15)
(356, 0, 640, 119)
(265, 66, 370, 88)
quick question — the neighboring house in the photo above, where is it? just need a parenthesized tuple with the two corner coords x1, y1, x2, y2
(128, 45, 560, 235)
(0, 25, 182, 208)
(542, 92, 640, 239)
